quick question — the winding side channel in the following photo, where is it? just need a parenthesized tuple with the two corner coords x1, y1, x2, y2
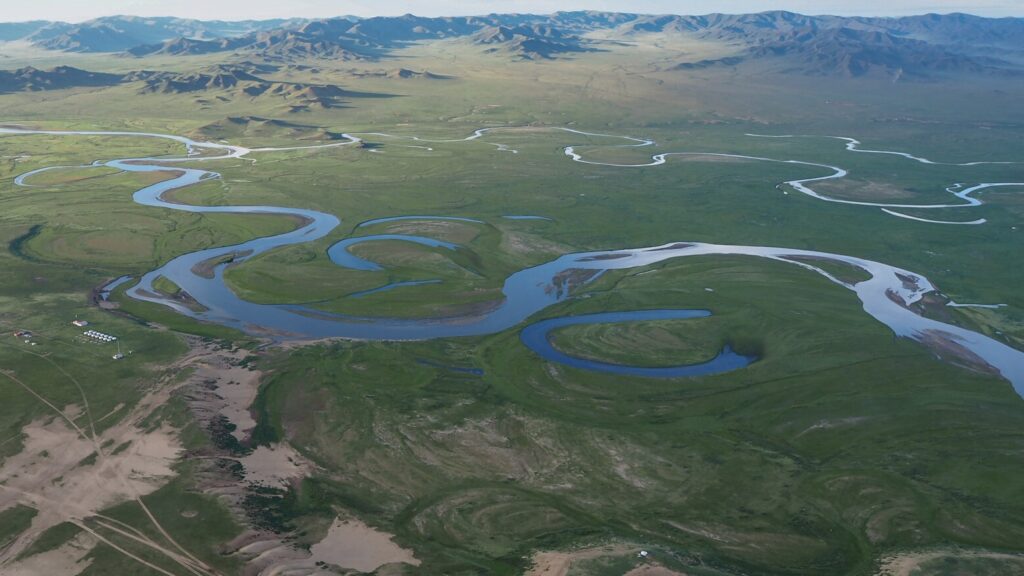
(3, 127, 1023, 394)
(520, 309, 757, 378)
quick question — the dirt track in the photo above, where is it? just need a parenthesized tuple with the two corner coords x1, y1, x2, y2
(0, 338, 223, 575)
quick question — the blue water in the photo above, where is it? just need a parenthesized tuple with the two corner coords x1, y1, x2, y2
(99, 275, 135, 301)
(349, 279, 443, 298)
(327, 235, 460, 271)
(357, 215, 484, 228)
(502, 215, 553, 221)
(11, 127, 1023, 390)
(520, 309, 757, 378)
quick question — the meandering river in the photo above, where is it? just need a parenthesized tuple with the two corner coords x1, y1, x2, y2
(3, 126, 1022, 393)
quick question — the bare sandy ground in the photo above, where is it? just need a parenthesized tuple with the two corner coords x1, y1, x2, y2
(230, 516, 420, 576)
(876, 549, 1024, 576)
(172, 341, 311, 576)
(183, 346, 262, 442)
(0, 396, 181, 568)
(1, 335, 423, 575)
(1, 531, 97, 576)
(172, 342, 418, 576)
(240, 444, 310, 489)
(171, 341, 342, 576)
(214, 368, 260, 443)
(226, 531, 311, 576)
(307, 517, 420, 572)
(0, 337, 230, 575)
(526, 544, 637, 576)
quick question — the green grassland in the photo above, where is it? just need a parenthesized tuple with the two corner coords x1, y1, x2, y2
(201, 129, 1024, 346)
(0, 35, 1022, 575)
(549, 317, 740, 367)
(252, 256, 1024, 574)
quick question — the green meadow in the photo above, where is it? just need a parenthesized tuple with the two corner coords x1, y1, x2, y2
(0, 36, 1022, 575)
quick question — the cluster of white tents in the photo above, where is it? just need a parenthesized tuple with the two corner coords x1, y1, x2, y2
(83, 330, 117, 342)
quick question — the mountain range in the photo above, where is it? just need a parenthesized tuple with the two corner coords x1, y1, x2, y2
(0, 12, 1022, 78)
(1, 16, 313, 52)
(0, 62, 397, 113)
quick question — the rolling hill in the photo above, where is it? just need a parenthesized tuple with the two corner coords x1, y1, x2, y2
(187, 115, 349, 142)
(134, 65, 383, 111)
(0, 62, 384, 112)
(0, 65, 124, 92)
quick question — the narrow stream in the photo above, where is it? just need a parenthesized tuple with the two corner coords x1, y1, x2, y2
(4, 126, 1021, 392)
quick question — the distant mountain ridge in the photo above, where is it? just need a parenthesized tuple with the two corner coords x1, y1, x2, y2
(2, 12, 1022, 47)
(744, 27, 1002, 77)
(1, 12, 1022, 77)
(35, 16, 315, 52)
(0, 15, 328, 51)
(472, 24, 592, 59)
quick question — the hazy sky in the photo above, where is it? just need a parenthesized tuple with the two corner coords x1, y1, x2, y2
(4, 1, 1021, 23)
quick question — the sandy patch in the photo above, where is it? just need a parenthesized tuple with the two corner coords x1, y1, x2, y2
(251, 517, 420, 575)
(1, 531, 97, 576)
(528, 551, 575, 576)
(62, 404, 83, 421)
(0, 414, 181, 563)
(182, 347, 262, 443)
(212, 366, 261, 442)
(222, 530, 310, 575)
(0, 415, 179, 512)
(308, 517, 420, 573)
(175, 341, 327, 576)
(0, 336, 226, 573)
(876, 549, 1024, 576)
(526, 545, 636, 576)
(241, 444, 310, 489)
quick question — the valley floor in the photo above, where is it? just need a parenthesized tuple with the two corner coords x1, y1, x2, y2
(0, 32, 1023, 576)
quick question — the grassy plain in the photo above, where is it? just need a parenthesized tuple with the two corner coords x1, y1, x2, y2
(0, 34, 1022, 575)
(252, 256, 1024, 574)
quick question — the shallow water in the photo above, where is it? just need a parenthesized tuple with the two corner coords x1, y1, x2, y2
(5, 126, 1022, 392)
(502, 215, 553, 221)
(520, 309, 756, 378)
(356, 215, 484, 228)
(328, 235, 460, 271)
(99, 275, 134, 301)
(348, 280, 442, 299)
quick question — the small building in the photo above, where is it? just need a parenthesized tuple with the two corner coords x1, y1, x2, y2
(72, 320, 89, 327)
(14, 330, 32, 339)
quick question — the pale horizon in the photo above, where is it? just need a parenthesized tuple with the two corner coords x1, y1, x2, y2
(1, 1, 1021, 24)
